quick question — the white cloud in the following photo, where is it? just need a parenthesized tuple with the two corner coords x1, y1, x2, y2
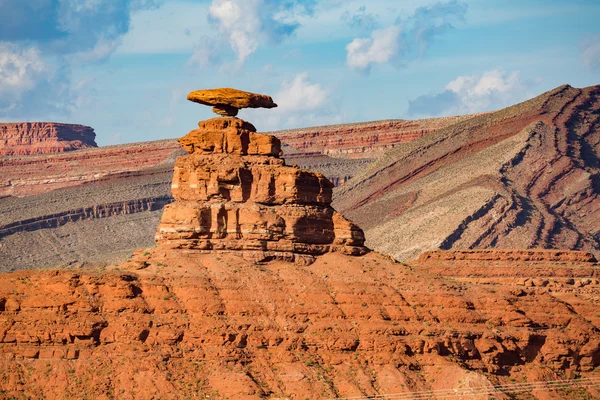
(206, 0, 315, 66)
(582, 35, 600, 73)
(345, 0, 466, 71)
(0, 43, 47, 112)
(244, 73, 338, 130)
(446, 69, 524, 112)
(0, 44, 45, 93)
(408, 69, 529, 116)
(346, 25, 402, 71)
(0, 0, 163, 119)
(209, 0, 260, 65)
(276, 73, 329, 112)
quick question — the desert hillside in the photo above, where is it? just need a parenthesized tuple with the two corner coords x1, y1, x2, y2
(0, 117, 441, 270)
(334, 84, 600, 261)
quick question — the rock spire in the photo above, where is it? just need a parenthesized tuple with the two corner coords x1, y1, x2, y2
(156, 88, 368, 264)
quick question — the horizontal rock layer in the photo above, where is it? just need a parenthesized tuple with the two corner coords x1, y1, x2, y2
(0, 122, 97, 156)
(0, 195, 172, 239)
(418, 249, 598, 263)
(273, 116, 478, 159)
(0, 250, 599, 398)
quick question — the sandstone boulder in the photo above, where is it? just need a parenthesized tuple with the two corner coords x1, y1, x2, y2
(178, 118, 281, 156)
(187, 88, 277, 117)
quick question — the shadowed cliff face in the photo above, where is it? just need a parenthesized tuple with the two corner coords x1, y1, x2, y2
(334, 84, 600, 261)
(0, 122, 97, 156)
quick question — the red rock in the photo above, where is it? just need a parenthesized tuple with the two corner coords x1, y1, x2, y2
(0, 122, 97, 156)
(0, 250, 598, 398)
(418, 249, 597, 263)
(273, 116, 478, 159)
(178, 117, 281, 156)
(156, 89, 368, 263)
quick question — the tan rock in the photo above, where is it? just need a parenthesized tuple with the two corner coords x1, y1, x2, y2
(187, 88, 277, 117)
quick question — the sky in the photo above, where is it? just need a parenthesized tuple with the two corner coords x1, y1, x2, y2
(0, 0, 599, 146)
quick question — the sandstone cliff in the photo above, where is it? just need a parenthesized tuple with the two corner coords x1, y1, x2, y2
(0, 122, 97, 156)
(0, 88, 599, 399)
(0, 249, 599, 398)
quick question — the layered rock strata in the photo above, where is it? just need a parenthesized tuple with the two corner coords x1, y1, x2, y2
(273, 116, 478, 159)
(335, 84, 600, 260)
(156, 92, 367, 263)
(0, 122, 97, 156)
(1, 250, 600, 399)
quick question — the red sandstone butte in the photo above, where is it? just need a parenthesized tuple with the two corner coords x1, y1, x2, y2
(0, 122, 98, 156)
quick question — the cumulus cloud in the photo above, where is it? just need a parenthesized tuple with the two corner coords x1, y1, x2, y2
(346, 25, 402, 71)
(276, 72, 329, 112)
(408, 69, 528, 116)
(0, 44, 47, 113)
(0, 43, 89, 119)
(0, 0, 161, 119)
(346, 0, 466, 71)
(245, 73, 339, 130)
(582, 35, 600, 73)
(206, 0, 316, 66)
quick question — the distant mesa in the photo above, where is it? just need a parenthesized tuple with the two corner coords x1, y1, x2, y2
(187, 88, 277, 117)
(0, 122, 97, 156)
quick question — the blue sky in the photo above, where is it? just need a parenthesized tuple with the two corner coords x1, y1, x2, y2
(0, 0, 599, 145)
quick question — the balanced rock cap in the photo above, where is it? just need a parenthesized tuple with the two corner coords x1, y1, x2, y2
(187, 88, 277, 117)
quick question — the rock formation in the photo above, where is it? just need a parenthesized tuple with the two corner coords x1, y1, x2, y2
(156, 88, 368, 264)
(0, 122, 97, 156)
(1, 88, 600, 399)
(187, 88, 277, 117)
